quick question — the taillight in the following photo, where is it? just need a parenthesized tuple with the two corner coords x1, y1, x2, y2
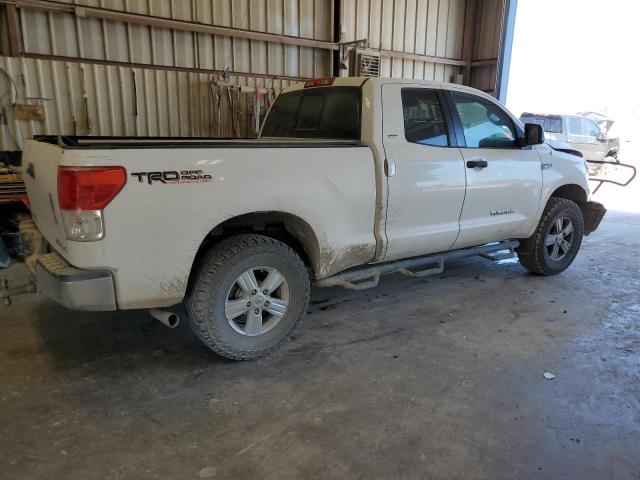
(57, 166, 126, 241)
(58, 166, 126, 210)
(304, 77, 334, 88)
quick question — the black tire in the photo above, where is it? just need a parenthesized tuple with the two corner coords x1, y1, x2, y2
(186, 234, 310, 360)
(517, 197, 584, 275)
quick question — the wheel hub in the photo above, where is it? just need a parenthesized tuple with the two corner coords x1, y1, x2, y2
(546, 216, 574, 262)
(224, 266, 290, 337)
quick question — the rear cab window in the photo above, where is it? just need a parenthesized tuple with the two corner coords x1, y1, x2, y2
(261, 86, 361, 140)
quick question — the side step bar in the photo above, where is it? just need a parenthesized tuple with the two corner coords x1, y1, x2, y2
(316, 240, 519, 290)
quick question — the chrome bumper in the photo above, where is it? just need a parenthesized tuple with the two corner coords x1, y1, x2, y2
(35, 252, 116, 311)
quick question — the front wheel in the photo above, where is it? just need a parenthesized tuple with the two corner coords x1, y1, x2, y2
(186, 234, 310, 360)
(517, 197, 584, 275)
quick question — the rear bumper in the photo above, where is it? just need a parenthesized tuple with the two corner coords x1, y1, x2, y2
(583, 201, 606, 236)
(35, 252, 116, 311)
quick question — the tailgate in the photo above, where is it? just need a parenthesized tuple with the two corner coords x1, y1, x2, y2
(22, 140, 67, 251)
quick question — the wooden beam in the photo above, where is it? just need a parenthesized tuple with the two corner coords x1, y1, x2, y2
(5, 4, 21, 57)
(471, 58, 498, 67)
(461, 0, 478, 84)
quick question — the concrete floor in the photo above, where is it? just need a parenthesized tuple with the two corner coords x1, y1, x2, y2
(1, 200, 639, 479)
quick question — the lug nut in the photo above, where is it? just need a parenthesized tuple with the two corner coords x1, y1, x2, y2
(246, 301, 251, 307)
(251, 289, 257, 295)
(254, 309, 260, 315)
(263, 289, 268, 294)
(264, 301, 270, 307)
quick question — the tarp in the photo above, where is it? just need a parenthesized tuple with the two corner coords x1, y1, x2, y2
(0, 235, 10, 268)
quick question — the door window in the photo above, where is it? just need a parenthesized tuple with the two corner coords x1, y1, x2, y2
(451, 92, 517, 148)
(401, 89, 449, 146)
(568, 117, 584, 136)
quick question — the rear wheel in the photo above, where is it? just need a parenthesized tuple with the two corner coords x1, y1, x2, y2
(517, 197, 584, 275)
(186, 234, 310, 360)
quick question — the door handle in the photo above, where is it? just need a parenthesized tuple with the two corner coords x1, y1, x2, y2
(384, 158, 396, 177)
(466, 158, 488, 169)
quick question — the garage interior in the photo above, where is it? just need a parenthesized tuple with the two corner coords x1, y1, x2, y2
(1, 1, 639, 479)
(0, 0, 508, 145)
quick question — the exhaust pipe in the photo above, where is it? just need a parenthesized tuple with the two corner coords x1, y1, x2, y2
(149, 309, 180, 328)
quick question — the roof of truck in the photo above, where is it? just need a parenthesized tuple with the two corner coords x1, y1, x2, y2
(282, 76, 495, 99)
(520, 112, 564, 118)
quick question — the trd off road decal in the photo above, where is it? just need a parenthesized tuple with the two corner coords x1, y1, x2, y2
(130, 170, 213, 185)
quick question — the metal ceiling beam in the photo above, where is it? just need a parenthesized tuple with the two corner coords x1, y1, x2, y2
(379, 49, 467, 67)
(20, 53, 309, 82)
(1, 0, 473, 70)
(1, 0, 339, 51)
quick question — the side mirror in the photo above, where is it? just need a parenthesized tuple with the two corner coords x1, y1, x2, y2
(597, 133, 607, 142)
(524, 123, 544, 145)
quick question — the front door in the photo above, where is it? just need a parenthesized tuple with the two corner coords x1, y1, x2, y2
(567, 117, 607, 161)
(446, 90, 543, 249)
(381, 84, 466, 261)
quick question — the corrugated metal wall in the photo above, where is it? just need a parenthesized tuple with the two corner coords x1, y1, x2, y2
(19, 0, 333, 83)
(340, 0, 505, 90)
(0, 0, 335, 151)
(0, 55, 283, 150)
(470, 0, 506, 92)
(0, 0, 508, 151)
(340, 0, 466, 82)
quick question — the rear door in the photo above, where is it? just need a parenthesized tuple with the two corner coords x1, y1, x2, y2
(381, 84, 466, 261)
(446, 89, 543, 248)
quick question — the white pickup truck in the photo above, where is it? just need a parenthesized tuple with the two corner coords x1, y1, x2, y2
(22, 77, 605, 360)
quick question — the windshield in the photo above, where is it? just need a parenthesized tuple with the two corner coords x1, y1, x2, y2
(261, 87, 361, 140)
(520, 115, 563, 134)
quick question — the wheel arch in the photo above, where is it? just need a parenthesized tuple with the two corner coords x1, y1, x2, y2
(548, 183, 591, 224)
(521, 184, 589, 254)
(190, 211, 322, 281)
(549, 183, 588, 204)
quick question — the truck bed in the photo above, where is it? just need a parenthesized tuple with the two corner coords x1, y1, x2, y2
(23, 137, 377, 309)
(34, 135, 361, 150)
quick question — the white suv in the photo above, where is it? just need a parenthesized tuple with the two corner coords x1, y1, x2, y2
(519, 112, 619, 170)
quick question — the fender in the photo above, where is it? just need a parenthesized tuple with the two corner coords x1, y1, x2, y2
(527, 143, 591, 238)
(546, 140, 583, 159)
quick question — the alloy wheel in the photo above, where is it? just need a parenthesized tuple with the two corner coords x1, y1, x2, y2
(224, 266, 290, 336)
(545, 216, 574, 261)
